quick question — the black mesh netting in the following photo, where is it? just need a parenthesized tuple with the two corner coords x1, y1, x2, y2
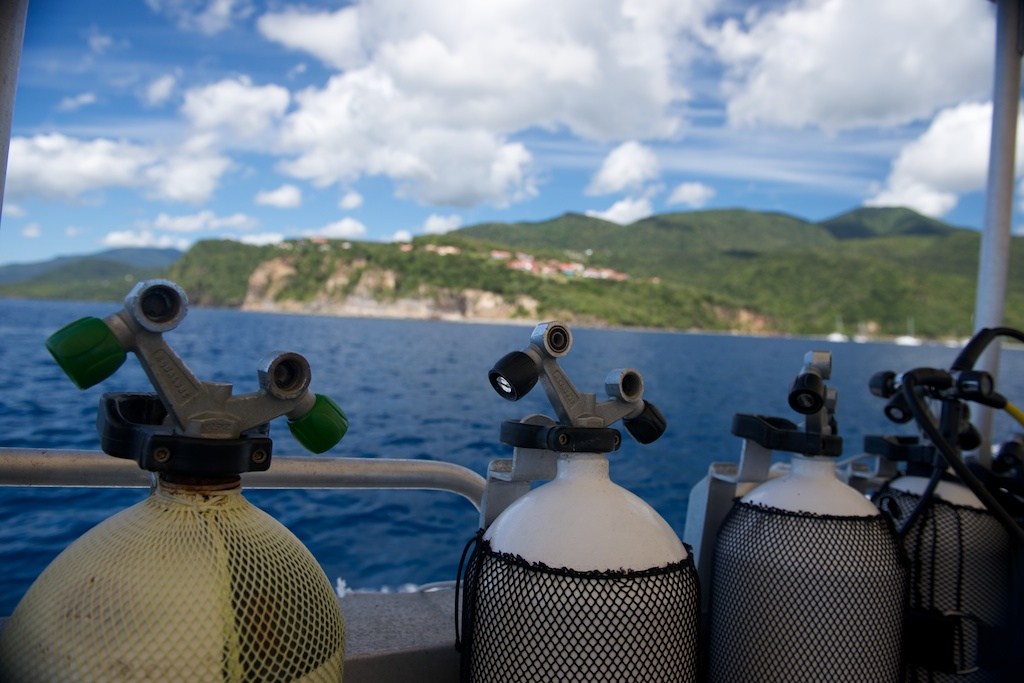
(875, 486, 1015, 682)
(457, 533, 701, 683)
(709, 501, 907, 683)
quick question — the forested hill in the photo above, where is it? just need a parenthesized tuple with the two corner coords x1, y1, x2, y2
(1, 207, 1019, 339)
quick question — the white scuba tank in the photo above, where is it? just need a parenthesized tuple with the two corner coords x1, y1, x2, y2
(709, 453, 906, 683)
(886, 473, 985, 508)
(465, 452, 699, 683)
(485, 452, 686, 569)
(708, 352, 906, 683)
(742, 453, 880, 515)
(461, 320, 700, 683)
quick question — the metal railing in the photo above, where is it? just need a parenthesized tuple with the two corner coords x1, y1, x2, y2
(0, 447, 487, 511)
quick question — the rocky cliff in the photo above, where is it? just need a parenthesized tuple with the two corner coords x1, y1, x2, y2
(241, 256, 539, 322)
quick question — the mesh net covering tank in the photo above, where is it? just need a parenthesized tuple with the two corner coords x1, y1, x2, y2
(457, 534, 701, 683)
(875, 486, 1014, 682)
(709, 501, 907, 683)
(0, 479, 344, 683)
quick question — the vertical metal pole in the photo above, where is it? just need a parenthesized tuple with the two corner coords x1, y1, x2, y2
(0, 0, 28, 221)
(975, 0, 1023, 463)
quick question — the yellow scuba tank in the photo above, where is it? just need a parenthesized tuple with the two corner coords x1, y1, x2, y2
(0, 280, 349, 682)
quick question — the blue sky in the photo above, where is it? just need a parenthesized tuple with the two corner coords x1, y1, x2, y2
(0, 0, 1012, 265)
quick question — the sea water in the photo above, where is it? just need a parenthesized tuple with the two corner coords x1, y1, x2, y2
(1, 298, 1022, 615)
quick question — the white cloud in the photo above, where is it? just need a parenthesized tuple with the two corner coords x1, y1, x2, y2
(22, 222, 41, 238)
(145, 0, 253, 35)
(102, 229, 191, 250)
(339, 190, 363, 210)
(7, 133, 231, 205)
(387, 130, 535, 207)
(86, 27, 114, 54)
(866, 181, 958, 218)
(111, 211, 261, 251)
(145, 150, 232, 204)
(65, 226, 82, 238)
(1, 203, 25, 218)
(255, 184, 302, 208)
(392, 230, 413, 243)
(279, 73, 537, 206)
(667, 181, 715, 208)
(711, 0, 994, 130)
(356, 0, 699, 139)
(57, 93, 98, 112)
(182, 76, 289, 145)
(423, 213, 462, 234)
(587, 141, 660, 195)
(145, 74, 178, 107)
(586, 196, 653, 224)
(8, 80, 256, 207)
(308, 218, 368, 240)
(263, 0, 715, 209)
(238, 233, 284, 246)
(865, 101, 1020, 217)
(257, 6, 365, 71)
(143, 210, 258, 233)
(7, 133, 154, 200)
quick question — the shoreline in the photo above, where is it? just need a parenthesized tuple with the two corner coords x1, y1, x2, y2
(0, 295, 988, 347)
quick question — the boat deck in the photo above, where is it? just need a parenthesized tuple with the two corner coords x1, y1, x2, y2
(1, 590, 460, 683)
(341, 590, 459, 682)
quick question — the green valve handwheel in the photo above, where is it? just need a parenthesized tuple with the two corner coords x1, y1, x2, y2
(288, 394, 349, 454)
(45, 317, 127, 390)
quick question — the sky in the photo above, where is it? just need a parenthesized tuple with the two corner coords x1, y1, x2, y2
(0, 0, 1015, 266)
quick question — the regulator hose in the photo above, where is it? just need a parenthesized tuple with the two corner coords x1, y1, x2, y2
(1005, 401, 1024, 429)
(951, 326, 1024, 373)
(893, 462, 943, 538)
(900, 371, 1024, 549)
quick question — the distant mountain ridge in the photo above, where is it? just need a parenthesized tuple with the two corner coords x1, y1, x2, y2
(0, 208, 1018, 339)
(0, 248, 183, 285)
(820, 207, 956, 239)
(0, 247, 183, 300)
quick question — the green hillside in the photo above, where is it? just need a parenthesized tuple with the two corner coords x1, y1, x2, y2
(167, 239, 277, 307)
(821, 206, 955, 239)
(456, 209, 836, 284)
(0, 257, 172, 301)
(429, 207, 1024, 337)
(1, 207, 1019, 339)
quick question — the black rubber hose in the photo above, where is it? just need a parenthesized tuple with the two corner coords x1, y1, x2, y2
(901, 371, 1024, 549)
(952, 326, 1024, 372)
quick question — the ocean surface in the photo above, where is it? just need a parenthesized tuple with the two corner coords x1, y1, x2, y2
(2, 297, 1023, 615)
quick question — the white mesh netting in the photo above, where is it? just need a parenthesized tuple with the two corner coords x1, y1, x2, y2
(0, 479, 344, 682)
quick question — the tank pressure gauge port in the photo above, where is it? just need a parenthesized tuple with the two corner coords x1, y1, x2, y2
(126, 279, 188, 333)
(530, 322, 572, 357)
(605, 369, 644, 403)
(259, 352, 312, 400)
